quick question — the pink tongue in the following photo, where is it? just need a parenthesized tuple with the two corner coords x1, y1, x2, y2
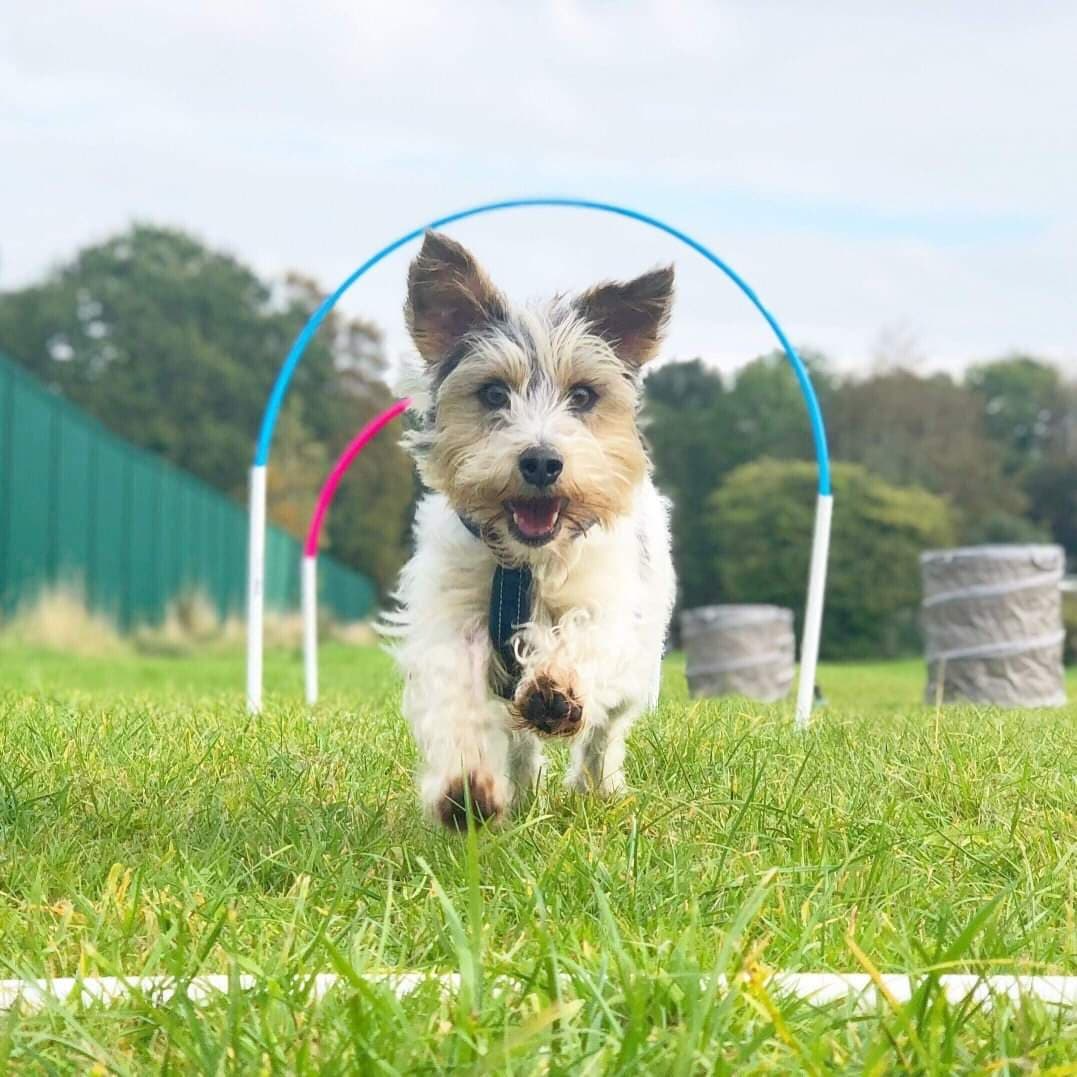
(513, 500, 559, 536)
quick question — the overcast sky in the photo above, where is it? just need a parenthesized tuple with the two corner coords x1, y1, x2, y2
(2, 1, 1075, 381)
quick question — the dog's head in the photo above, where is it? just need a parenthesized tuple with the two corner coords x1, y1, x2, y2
(403, 231, 674, 564)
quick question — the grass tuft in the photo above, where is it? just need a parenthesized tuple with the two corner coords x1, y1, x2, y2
(0, 646, 1074, 1071)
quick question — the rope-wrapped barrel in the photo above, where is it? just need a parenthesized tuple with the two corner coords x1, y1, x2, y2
(681, 605, 795, 702)
(921, 545, 1067, 708)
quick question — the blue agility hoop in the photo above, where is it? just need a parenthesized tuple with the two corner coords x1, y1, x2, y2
(254, 197, 830, 493)
(246, 197, 832, 727)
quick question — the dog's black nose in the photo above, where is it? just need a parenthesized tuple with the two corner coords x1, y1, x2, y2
(518, 447, 563, 488)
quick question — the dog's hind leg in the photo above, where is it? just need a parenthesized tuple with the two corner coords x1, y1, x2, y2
(564, 701, 636, 798)
(507, 730, 547, 806)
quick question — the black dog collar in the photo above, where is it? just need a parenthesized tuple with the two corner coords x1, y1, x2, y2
(458, 515, 532, 699)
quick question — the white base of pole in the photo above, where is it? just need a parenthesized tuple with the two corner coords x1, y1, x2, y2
(302, 555, 318, 706)
(795, 493, 833, 731)
(246, 466, 267, 715)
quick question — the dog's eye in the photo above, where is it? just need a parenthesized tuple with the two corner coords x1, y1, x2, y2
(478, 382, 510, 410)
(568, 384, 598, 412)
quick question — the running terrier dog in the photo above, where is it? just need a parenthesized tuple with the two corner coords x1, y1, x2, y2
(384, 232, 676, 829)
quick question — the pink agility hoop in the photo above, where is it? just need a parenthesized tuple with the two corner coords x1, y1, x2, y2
(302, 397, 411, 704)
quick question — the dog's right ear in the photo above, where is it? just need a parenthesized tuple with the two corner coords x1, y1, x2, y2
(404, 231, 505, 366)
(574, 265, 674, 370)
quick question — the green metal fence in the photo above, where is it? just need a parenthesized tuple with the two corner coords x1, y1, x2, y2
(0, 351, 375, 627)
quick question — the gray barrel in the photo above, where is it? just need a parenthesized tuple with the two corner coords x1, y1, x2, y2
(681, 605, 795, 702)
(921, 545, 1066, 708)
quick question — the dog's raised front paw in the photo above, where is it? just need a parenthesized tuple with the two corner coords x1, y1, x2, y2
(436, 770, 504, 831)
(513, 674, 583, 738)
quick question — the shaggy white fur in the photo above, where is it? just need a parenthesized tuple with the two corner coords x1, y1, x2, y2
(381, 231, 676, 828)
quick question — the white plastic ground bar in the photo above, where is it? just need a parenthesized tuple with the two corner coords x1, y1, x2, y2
(2, 972, 1074, 1013)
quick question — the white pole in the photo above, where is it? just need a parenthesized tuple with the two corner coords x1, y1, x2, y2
(302, 555, 318, 706)
(246, 465, 267, 714)
(795, 493, 833, 730)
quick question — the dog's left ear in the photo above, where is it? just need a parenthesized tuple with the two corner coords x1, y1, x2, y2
(405, 231, 505, 366)
(575, 266, 674, 369)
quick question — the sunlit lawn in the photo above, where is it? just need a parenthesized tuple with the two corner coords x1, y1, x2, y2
(0, 644, 1074, 1072)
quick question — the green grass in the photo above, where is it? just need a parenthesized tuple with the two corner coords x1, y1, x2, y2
(0, 644, 1075, 1073)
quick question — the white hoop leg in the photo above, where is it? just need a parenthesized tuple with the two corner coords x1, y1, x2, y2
(302, 555, 318, 706)
(246, 465, 267, 714)
(795, 493, 833, 730)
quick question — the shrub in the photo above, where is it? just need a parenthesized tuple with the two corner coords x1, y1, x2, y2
(961, 510, 1051, 545)
(709, 460, 955, 659)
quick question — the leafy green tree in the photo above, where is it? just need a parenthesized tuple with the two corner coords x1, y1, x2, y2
(644, 360, 728, 605)
(827, 369, 1025, 534)
(645, 352, 832, 608)
(0, 225, 414, 595)
(1024, 456, 1077, 560)
(723, 349, 833, 472)
(275, 274, 415, 594)
(710, 460, 955, 658)
(265, 399, 331, 540)
(0, 225, 285, 496)
(966, 356, 1066, 474)
(961, 511, 1051, 546)
(966, 357, 1077, 560)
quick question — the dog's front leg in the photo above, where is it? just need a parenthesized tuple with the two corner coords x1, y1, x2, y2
(513, 610, 658, 795)
(510, 650, 585, 739)
(403, 625, 513, 830)
(509, 614, 598, 741)
(514, 652, 632, 795)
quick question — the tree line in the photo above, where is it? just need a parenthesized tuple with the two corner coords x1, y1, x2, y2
(1, 225, 1073, 655)
(643, 353, 1076, 655)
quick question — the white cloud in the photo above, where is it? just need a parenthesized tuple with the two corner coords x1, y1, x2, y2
(1, 0, 1075, 382)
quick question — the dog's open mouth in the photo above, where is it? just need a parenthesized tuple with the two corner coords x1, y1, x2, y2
(506, 498, 564, 546)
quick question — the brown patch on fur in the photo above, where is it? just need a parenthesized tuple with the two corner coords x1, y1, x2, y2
(437, 770, 502, 831)
(404, 231, 505, 365)
(574, 266, 674, 368)
(512, 673, 584, 738)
